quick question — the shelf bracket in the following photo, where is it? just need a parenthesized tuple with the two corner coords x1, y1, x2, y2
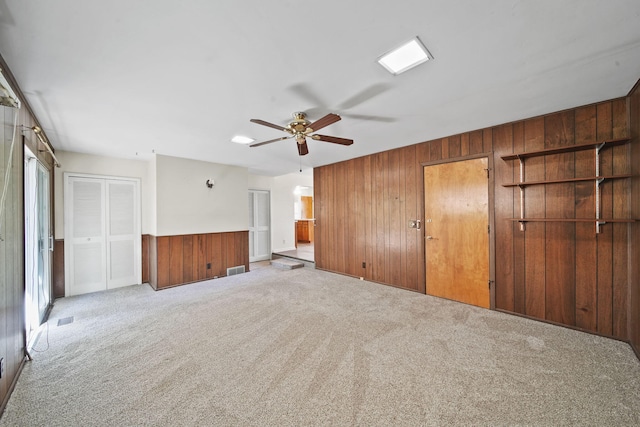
(518, 157, 525, 231)
(595, 147, 601, 233)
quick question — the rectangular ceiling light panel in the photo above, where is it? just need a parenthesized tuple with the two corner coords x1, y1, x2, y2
(231, 135, 255, 144)
(377, 37, 433, 75)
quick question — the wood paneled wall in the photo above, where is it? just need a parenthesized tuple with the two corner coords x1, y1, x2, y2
(148, 231, 249, 290)
(53, 240, 65, 298)
(314, 129, 492, 292)
(315, 97, 634, 342)
(630, 81, 640, 357)
(494, 99, 630, 340)
(1, 54, 56, 414)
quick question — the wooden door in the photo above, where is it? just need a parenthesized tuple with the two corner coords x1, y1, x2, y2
(424, 157, 490, 308)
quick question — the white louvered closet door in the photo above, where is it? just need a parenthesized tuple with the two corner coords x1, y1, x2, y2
(65, 175, 141, 296)
(66, 176, 107, 295)
(106, 180, 139, 289)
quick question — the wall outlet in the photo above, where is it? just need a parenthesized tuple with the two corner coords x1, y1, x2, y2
(206, 263, 211, 269)
(362, 262, 366, 268)
(283, 239, 286, 244)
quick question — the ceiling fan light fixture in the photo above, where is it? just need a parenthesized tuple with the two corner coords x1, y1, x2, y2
(377, 37, 433, 75)
(231, 135, 255, 144)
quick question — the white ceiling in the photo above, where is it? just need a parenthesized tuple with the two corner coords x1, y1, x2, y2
(1, 0, 640, 176)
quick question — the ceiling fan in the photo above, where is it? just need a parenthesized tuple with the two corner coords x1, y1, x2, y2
(249, 112, 353, 156)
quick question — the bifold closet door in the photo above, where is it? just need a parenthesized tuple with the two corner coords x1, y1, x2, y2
(65, 175, 141, 296)
(66, 176, 107, 295)
(106, 180, 139, 288)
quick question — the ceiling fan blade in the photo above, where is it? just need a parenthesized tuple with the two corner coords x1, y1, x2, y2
(288, 83, 327, 108)
(250, 136, 290, 147)
(250, 118, 287, 132)
(340, 112, 396, 123)
(297, 141, 309, 156)
(308, 113, 341, 132)
(337, 83, 390, 110)
(312, 134, 354, 145)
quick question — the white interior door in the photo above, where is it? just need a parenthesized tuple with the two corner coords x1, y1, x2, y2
(65, 174, 141, 296)
(248, 190, 270, 262)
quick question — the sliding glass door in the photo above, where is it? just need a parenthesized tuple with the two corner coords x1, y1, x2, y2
(24, 151, 52, 344)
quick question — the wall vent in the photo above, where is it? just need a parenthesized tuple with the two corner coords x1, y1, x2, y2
(226, 265, 246, 276)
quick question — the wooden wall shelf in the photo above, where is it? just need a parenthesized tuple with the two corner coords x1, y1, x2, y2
(500, 138, 629, 161)
(501, 137, 631, 233)
(507, 218, 636, 223)
(502, 174, 632, 188)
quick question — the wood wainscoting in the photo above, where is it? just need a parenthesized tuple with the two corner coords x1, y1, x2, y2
(52, 231, 249, 295)
(148, 231, 250, 290)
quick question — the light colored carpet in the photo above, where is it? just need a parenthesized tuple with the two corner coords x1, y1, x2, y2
(1, 263, 639, 426)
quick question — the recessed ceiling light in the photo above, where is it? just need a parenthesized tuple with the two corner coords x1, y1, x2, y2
(377, 37, 433, 75)
(231, 135, 255, 144)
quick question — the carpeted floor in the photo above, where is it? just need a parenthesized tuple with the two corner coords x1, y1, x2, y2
(1, 263, 639, 426)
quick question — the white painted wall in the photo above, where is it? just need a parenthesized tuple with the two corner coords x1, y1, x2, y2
(155, 154, 248, 236)
(54, 151, 151, 238)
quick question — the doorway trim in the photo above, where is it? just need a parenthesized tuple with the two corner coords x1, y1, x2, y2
(421, 153, 496, 309)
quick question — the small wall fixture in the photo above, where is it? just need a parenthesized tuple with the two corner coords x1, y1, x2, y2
(206, 179, 215, 188)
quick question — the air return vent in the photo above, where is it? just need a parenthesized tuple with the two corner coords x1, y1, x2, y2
(226, 265, 246, 276)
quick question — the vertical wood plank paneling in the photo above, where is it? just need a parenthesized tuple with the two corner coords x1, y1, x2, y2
(523, 117, 546, 319)
(354, 157, 366, 278)
(346, 160, 358, 276)
(141, 234, 150, 284)
(402, 145, 418, 290)
(363, 157, 373, 280)
(335, 163, 347, 274)
(544, 111, 576, 326)
(441, 137, 450, 159)
(512, 121, 525, 313)
(596, 102, 614, 335)
(629, 80, 640, 355)
(430, 139, 442, 161)
(313, 168, 323, 269)
(470, 130, 484, 155)
(374, 153, 386, 282)
(612, 98, 629, 339)
(387, 149, 402, 285)
(493, 124, 515, 311)
(483, 128, 493, 152)
(157, 236, 171, 288)
(182, 235, 194, 283)
(574, 105, 598, 331)
(196, 234, 207, 281)
(461, 133, 470, 157)
(448, 135, 461, 158)
(53, 240, 65, 297)
(169, 235, 184, 286)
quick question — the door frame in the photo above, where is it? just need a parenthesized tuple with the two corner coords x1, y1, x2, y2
(63, 172, 142, 296)
(421, 153, 496, 309)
